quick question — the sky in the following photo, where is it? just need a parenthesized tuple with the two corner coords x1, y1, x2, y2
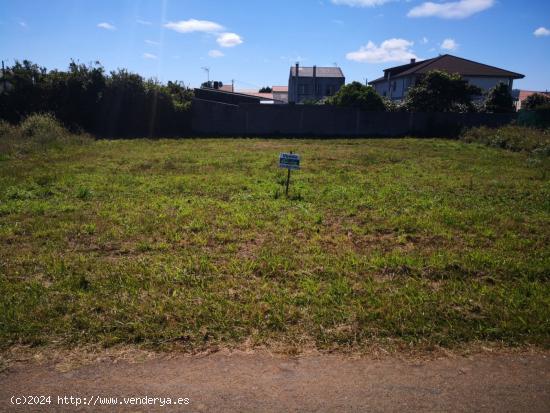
(1, 0, 550, 91)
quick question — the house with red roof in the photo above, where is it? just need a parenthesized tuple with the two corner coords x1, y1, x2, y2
(369, 54, 524, 101)
(513, 90, 550, 111)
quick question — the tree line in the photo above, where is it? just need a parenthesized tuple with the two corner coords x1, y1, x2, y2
(0, 60, 194, 137)
(326, 70, 550, 119)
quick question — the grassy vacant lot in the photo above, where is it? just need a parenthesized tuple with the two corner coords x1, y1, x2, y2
(0, 136, 549, 352)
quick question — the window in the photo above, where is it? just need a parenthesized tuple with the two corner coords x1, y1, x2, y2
(298, 84, 309, 94)
(325, 85, 335, 96)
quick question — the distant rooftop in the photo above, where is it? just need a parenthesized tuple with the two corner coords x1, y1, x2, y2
(290, 66, 344, 78)
(272, 86, 288, 92)
(237, 89, 275, 100)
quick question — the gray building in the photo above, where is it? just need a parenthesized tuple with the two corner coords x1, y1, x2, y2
(369, 54, 524, 101)
(288, 63, 345, 103)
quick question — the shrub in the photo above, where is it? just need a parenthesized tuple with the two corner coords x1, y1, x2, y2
(20, 113, 67, 145)
(460, 125, 550, 154)
(326, 82, 386, 111)
(383, 98, 404, 112)
(522, 93, 550, 111)
(0, 60, 194, 138)
(0, 120, 17, 138)
(0, 120, 19, 155)
(404, 70, 482, 112)
(484, 83, 515, 113)
(0, 114, 91, 156)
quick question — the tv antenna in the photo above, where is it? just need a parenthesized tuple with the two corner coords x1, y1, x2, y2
(201, 66, 210, 82)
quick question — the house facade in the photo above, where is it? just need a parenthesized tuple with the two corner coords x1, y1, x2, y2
(272, 86, 289, 103)
(369, 54, 524, 101)
(288, 64, 345, 103)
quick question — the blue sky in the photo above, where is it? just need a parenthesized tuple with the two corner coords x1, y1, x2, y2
(1, 0, 549, 90)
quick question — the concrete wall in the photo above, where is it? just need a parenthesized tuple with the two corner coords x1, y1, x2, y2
(191, 99, 515, 137)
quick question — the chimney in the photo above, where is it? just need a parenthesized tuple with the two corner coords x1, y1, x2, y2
(410, 58, 416, 64)
(295, 62, 299, 78)
(313, 65, 317, 98)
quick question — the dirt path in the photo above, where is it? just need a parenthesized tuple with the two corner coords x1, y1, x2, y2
(1, 350, 549, 412)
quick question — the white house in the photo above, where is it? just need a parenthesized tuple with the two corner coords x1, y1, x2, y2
(369, 54, 524, 101)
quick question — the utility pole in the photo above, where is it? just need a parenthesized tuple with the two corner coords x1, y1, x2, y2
(231, 79, 235, 92)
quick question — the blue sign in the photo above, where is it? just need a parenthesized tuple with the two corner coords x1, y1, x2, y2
(279, 153, 300, 170)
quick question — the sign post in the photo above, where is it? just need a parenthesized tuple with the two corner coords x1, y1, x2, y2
(279, 152, 300, 197)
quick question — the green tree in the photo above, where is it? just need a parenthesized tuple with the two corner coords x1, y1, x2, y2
(522, 93, 550, 110)
(484, 82, 515, 113)
(259, 86, 272, 93)
(326, 81, 386, 111)
(0, 60, 194, 137)
(404, 70, 482, 112)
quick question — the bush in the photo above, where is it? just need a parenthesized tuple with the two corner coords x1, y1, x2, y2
(0, 114, 91, 156)
(383, 98, 404, 112)
(20, 113, 67, 145)
(460, 125, 550, 155)
(522, 93, 550, 111)
(404, 70, 481, 113)
(484, 83, 515, 113)
(326, 82, 386, 111)
(0, 60, 194, 138)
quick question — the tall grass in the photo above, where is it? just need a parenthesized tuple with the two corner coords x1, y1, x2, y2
(460, 125, 550, 156)
(0, 113, 92, 156)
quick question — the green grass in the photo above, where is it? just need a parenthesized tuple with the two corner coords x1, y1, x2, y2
(0, 137, 549, 352)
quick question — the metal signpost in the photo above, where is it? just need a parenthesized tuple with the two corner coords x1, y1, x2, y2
(279, 152, 300, 196)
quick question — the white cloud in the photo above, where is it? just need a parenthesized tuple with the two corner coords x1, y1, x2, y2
(163, 19, 243, 49)
(346, 38, 417, 63)
(143, 53, 157, 59)
(208, 49, 224, 58)
(97, 22, 116, 30)
(216, 32, 243, 48)
(534, 27, 550, 37)
(137, 19, 152, 25)
(145, 39, 160, 46)
(164, 19, 224, 33)
(421, 36, 429, 44)
(408, 0, 494, 19)
(19, 21, 28, 28)
(331, 0, 393, 7)
(441, 38, 458, 50)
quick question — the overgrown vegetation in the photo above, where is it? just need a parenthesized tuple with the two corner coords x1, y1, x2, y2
(0, 60, 193, 137)
(0, 134, 548, 352)
(326, 81, 386, 111)
(404, 70, 482, 113)
(0, 113, 91, 156)
(461, 125, 550, 157)
(522, 93, 550, 111)
(484, 83, 515, 113)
